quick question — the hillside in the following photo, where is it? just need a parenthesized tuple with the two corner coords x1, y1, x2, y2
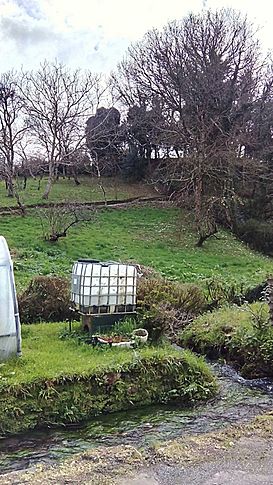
(0, 176, 157, 208)
(0, 200, 272, 293)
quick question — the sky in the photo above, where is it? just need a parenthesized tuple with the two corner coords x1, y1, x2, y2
(0, 0, 272, 74)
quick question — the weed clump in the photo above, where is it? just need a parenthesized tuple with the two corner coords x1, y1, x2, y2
(19, 276, 72, 323)
(141, 303, 193, 343)
(137, 277, 205, 342)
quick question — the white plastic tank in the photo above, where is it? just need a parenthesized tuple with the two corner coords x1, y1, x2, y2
(0, 236, 21, 361)
(71, 260, 137, 314)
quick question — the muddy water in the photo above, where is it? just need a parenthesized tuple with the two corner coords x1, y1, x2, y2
(0, 363, 273, 474)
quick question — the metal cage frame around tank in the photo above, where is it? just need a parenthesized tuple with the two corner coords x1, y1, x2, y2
(71, 260, 137, 315)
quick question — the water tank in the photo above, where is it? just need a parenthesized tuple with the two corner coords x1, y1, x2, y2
(0, 236, 21, 361)
(71, 260, 137, 314)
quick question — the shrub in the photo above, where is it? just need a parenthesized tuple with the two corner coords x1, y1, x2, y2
(19, 276, 73, 323)
(236, 218, 273, 255)
(140, 303, 193, 343)
(130, 263, 160, 279)
(137, 278, 204, 343)
(204, 277, 268, 308)
(204, 276, 247, 307)
(180, 303, 273, 378)
(137, 277, 205, 314)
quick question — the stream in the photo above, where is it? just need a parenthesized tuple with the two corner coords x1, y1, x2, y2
(0, 362, 273, 474)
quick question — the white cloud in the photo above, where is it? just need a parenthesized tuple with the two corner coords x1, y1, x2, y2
(0, 0, 272, 74)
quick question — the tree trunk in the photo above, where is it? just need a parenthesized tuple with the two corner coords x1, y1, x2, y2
(37, 175, 43, 191)
(72, 167, 80, 185)
(6, 178, 14, 198)
(196, 225, 218, 247)
(146, 145, 152, 175)
(42, 177, 53, 199)
(42, 163, 54, 199)
(14, 190, 26, 217)
(194, 169, 203, 228)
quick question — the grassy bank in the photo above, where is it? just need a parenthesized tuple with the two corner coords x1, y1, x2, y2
(180, 303, 273, 378)
(1, 206, 272, 292)
(0, 176, 156, 207)
(0, 323, 217, 436)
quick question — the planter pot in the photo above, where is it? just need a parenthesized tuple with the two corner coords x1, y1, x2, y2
(132, 328, 148, 343)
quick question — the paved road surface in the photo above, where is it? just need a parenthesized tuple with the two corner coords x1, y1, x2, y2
(120, 436, 273, 485)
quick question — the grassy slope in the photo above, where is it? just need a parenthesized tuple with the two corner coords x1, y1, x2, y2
(180, 302, 273, 377)
(181, 302, 267, 351)
(0, 176, 157, 207)
(1, 206, 272, 292)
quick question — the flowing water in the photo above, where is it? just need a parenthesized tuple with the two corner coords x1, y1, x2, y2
(0, 362, 273, 474)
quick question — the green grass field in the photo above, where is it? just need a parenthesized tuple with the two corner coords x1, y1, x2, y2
(1, 205, 272, 293)
(1, 322, 186, 385)
(0, 176, 157, 207)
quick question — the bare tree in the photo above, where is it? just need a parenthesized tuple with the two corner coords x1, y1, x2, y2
(0, 71, 28, 197)
(22, 61, 101, 199)
(38, 204, 97, 242)
(113, 9, 266, 243)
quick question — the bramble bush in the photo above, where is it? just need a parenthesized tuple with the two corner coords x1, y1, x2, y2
(137, 277, 205, 313)
(19, 276, 73, 323)
(137, 277, 205, 342)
